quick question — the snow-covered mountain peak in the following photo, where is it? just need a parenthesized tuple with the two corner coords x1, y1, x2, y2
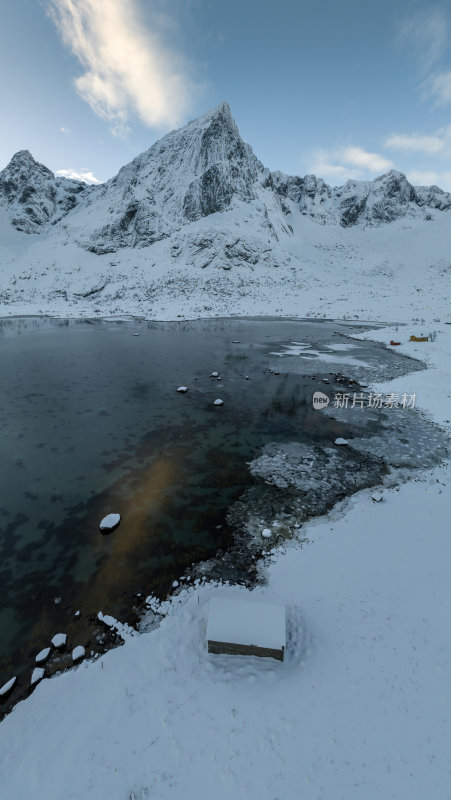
(0, 149, 88, 233)
(68, 102, 281, 253)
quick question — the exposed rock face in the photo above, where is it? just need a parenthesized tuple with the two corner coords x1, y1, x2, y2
(76, 102, 268, 253)
(272, 167, 451, 227)
(0, 150, 87, 233)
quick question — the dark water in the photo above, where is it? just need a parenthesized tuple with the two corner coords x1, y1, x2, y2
(0, 316, 447, 711)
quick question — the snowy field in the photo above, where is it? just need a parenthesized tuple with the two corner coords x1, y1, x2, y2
(0, 302, 450, 798)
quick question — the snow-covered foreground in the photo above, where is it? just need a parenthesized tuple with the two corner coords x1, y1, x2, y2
(0, 324, 449, 799)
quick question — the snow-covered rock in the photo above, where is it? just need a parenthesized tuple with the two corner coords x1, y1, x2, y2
(30, 668, 44, 687)
(261, 528, 272, 539)
(210, 371, 219, 377)
(334, 437, 349, 446)
(99, 513, 121, 532)
(98, 611, 118, 628)
(72, 646, 85, 663)
(176, 386, 188, 393)
(51, 633, 67, 649)
(213, 398, 224, 406)
(35, 648, 51, 664)
(371, 492, 384, 503)
(0, 676, 16, 696)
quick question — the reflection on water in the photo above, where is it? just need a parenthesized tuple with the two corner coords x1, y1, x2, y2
(0, 316, 446, 710)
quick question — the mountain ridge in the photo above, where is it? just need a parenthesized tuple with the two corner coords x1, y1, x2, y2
(1, 102, 450, 245)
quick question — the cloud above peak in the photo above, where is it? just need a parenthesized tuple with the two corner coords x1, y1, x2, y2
(309, 146, 393, 183)
(55, 168, 101, 184)
(47, 0, 196, 136)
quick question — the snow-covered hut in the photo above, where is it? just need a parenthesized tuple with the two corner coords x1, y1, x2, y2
(206, 596, 286, 662)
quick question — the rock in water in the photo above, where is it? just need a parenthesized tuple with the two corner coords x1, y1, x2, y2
(35, 647, 51, 664)
(51, 633, 67, 649)
(176, 386, 188, 393)
(99, 513, 121, 532)
(213, 398, 224, 406)
(0, 676, 17, 697)
(72, 646, 85, 663)
(30, 668, 44, 687)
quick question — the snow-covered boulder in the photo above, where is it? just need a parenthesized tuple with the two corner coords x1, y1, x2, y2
(72, 646, 85, 663)
(176, 386, 188, 393)
(213, 398, 224, 406)
(99, 513, 121, 532)
(51, 633, 67, 649)
(261, 528, 272, 539)
(334, 437, 349, 446)
(371, 492, 384, 503)
(30, 668, 44, 687)
(35, 647, 51, 664)
(0, 676, 16, 697)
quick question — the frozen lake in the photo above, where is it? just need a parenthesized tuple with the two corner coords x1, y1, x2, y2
(0, 316, 447, 710)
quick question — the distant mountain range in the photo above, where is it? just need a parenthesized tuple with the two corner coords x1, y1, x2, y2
(0, 102, 450, 319)
(1, 102, 450, 244)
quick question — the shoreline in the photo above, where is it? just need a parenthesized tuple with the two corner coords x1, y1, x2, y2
(1, 315, 449, 724)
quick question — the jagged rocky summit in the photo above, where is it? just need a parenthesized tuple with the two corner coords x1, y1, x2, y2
(1, 101, 450, 254)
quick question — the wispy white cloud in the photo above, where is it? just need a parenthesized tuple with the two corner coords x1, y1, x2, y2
(397, 8, 448, 73)
(421, 71, 451, 107)
(309, 146, 393, 183)
(385, 125, 451, 156)
(60, 126, 71, 134)
(47, 0, 197, 136)
(406, 169, 451, 190)
(339, 147, 393, 173)
(55, 168, 101, 184)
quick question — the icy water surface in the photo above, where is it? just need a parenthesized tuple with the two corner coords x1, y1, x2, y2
(0, 316, 448, 713)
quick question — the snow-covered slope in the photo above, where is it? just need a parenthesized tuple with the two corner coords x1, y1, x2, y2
(0, 101, 450, 320)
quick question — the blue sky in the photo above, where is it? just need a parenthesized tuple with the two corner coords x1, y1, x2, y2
(1, 0, 451, 189)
